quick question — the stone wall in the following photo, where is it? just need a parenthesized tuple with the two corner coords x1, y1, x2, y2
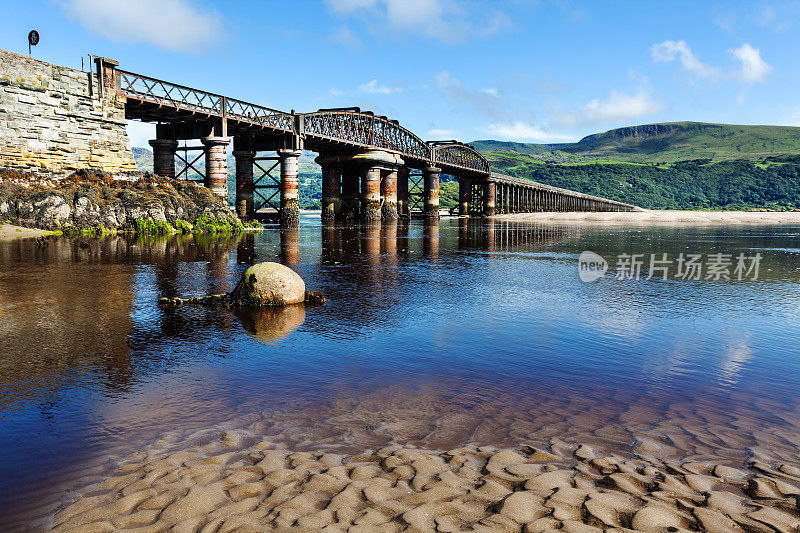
(0, 50, 136, 175)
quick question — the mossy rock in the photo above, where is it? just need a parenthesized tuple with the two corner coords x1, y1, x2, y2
(230, 262, 305, 307)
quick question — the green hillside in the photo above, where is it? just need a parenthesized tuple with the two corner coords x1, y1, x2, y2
(474, 122, 800, 164)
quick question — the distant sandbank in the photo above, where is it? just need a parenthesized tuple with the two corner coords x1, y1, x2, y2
(0, 224, 56, 241)
(494, 210, 800, 226)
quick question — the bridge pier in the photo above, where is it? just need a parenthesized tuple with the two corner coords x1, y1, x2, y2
(381, 167, 399, 220)
(233, 149, 255, 219)
(201, 136, 230, 199)
(397, 167, 410, 218)
(341, 169, 360, 221)
(149, 139, 178, 179)
(362, 165, 382, 221)
(278, 149, 301, 225)
(321, 164, 341, 222)
(424, 167, 440, 218)
(458, 178, 471, 217)
(483, 181, 496, 217)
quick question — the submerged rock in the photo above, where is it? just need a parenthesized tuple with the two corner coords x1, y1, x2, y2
(159, 262, 325, 309)
(230, 262, 306, 307)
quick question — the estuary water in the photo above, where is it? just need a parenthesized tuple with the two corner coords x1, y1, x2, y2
(1, 218, 800, 529)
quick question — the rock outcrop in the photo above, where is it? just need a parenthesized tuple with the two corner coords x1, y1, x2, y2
(0, 169, 239, 231)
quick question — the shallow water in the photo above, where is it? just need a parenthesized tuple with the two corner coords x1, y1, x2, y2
(2, 218, 800, 529)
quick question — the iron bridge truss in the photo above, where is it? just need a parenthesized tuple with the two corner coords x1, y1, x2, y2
(252, 156, 281, 213)
(116, 71, 492, 175)
(175, 145, 205, 182)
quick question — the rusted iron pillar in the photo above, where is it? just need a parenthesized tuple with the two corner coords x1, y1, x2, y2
(201, 136, 230, 199)
(233, 149, 255, 220)
(483, 181, 496, 217)
(321, 164, 341, 223)
(340, 168, 360, 221)
(149, 139, 178, 179)
(397, 167, 410, 218)
(361, 165, 382, 221)
(278, 149, 301, 225)
(381, 167, 399, 220)
(458, 177, 471, 217)
(423, 166, 440, 218)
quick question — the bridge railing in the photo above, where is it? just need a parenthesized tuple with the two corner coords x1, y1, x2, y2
(117, 70, 293, 132)
(301, 110, 431, 161)
(430, 142, 490, 175)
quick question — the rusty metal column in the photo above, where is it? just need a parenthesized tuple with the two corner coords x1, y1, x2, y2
(233, 149, 255, 219)
(458, 177, 471, 217)
(381, 167, 399, 220)
(341, 168, 360, 221)
(201, 136, 230, 199)
(149, 139, 178, 179)
(483, 181, 496, 217)
(321, 164, 341, 223)
(361, 165, 382, 221)
(423, 166, 440, 218)
(278, 149, 301, 224)
(397, 167, 410, 218)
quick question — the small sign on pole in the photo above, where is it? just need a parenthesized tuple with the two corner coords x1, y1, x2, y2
(28, 30, 39, 56)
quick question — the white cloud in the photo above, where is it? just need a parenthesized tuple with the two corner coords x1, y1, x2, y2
(652, 39, 773, 85)
(359, 79, 401, 94)
(553, 88, 663, 128)
(125, 121, 156, 149)
(324, 0, 510, 43)
(651, 40, 721, 80)
(60, 0, 224, 52)
(482, 88, 499, 96)
(729, 43, 772, 83)
(428, 128, 458, 138)
(485, 122, 575, 143)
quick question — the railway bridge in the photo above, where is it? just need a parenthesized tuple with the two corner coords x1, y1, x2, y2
(94, 58, 635, 223)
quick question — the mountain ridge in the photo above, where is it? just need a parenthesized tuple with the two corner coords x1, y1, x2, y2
(472, 122, 800, 163)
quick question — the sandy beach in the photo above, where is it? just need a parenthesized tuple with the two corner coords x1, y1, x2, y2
(51, 428, 800, 532)
(493, 210, 800, 226)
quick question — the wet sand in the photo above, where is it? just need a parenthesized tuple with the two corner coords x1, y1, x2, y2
(494, 210, 800, 226)
(49, 385, 800, 532)
(51, 432, 800, 532)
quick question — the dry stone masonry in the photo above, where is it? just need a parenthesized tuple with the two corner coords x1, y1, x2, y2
(0, 50, 136, 175)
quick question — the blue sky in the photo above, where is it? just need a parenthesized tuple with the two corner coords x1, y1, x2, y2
(3, 0, 800, 147)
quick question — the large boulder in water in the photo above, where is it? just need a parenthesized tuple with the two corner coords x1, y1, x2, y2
(230, 262, 305, 307)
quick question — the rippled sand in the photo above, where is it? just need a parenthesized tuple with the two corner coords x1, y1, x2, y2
(495, 210, 800, 226)
(49, 386, 800, 532)
(51, 430, 800, 532)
